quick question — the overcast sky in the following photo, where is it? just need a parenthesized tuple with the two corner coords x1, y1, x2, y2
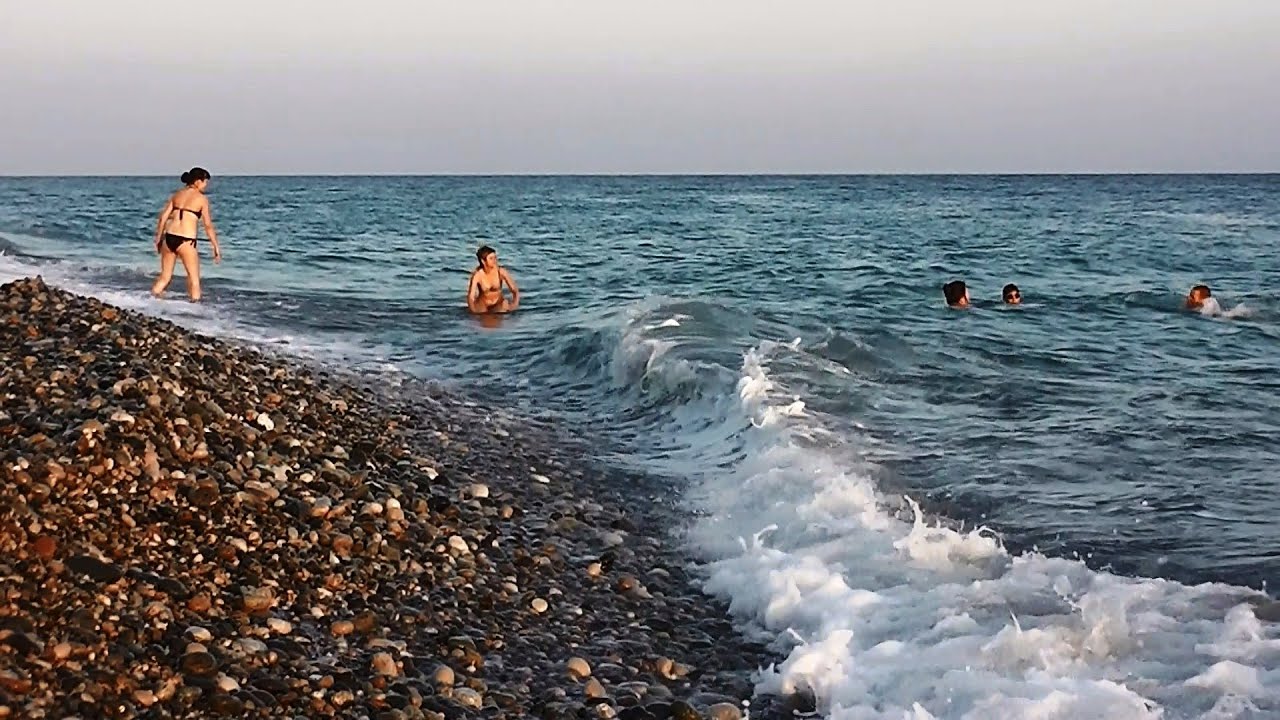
(2, 1, 1277, 174)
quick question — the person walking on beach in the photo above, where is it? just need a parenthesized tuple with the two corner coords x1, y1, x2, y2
(467, 244, 520, 314)
(151, 167, 221, 302)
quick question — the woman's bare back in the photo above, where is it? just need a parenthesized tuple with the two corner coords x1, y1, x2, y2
(165, 188, 206, 239)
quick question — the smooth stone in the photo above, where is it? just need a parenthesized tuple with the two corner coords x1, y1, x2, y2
(669, 700, 703, 720)
(452, 687, 482, 709)
(181, 650, 218, 677)
(372, 652, 399, 676)
(184, 626, 213, 643)
(706, 703, 743, 720)
(234, 638, 268, 655)
(208, 693, 245, 715)
(566, 656, 592, 680)
(310, 496, 333, 517)
(432, 664, 455, 686)
(584, 678, 608, 699)
(216, 674, 240, 693)
(65, 554, 123, 583)
(241, 586, 275, 612)
(531, 598, 549, 614)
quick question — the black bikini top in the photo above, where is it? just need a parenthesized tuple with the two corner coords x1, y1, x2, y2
(174, 206, 202, 219)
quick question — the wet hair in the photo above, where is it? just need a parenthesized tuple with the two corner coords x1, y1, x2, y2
(1002, 283, 1020, 302)
(476, 244, 496, 267)
(1191, 284, 1212, 298)
(942, 280, 968, 307)
(180, 167, 211, 186)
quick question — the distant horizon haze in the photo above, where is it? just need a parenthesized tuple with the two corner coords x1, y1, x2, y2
(2, 1, 1277, 175)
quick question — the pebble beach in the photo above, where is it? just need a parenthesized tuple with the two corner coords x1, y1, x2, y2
(0, 276, 788, 720)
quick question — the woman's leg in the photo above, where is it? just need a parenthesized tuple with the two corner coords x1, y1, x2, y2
(151, 245, 177, 296)
(175, 242, 202, 302)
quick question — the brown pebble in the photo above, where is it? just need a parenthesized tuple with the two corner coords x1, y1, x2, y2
(352, 610, 378, 634)
(566, 656, 592, 680)
(371, 652, 398, 676)
(331, 620, 355, 637)
(707, 702, 744, 720)
(331, 533, 354, 557)
(32, 535, 56, 560)
(432, 664, 455, 686)
(0, 671, 33, 695)
(241, 586, 275, 613)
(187, 594, 212, 613)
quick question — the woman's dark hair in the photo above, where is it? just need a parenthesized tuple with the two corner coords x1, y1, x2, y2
(476, 244, 496, 267)
(180, 167, 211, 185)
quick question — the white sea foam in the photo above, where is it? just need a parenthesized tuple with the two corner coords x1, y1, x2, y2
(1197, 298, 1254, 320)
(670, 339, 1280, 719)
(0, 245, 395, 372)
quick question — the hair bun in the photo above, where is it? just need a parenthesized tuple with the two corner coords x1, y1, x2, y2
(180, 171, 192, 184)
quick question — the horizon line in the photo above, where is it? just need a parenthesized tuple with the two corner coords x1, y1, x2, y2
(3, 171, 1279, 178)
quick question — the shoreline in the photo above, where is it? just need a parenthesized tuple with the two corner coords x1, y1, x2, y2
(0, 276, 791, 719)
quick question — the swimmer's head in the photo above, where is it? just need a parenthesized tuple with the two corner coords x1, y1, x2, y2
(181, 167, 211, 189)
(1002, 283, 1021, 305)
(1186, 284, 1212, 309)
(943, 280, 969, 308)
(476, 244, 497, 269)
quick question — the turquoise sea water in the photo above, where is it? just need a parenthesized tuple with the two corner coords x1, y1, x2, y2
(3, 175, 1280, 718)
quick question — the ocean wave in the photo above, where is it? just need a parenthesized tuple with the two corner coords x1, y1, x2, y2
(672, 339, 1280, 719)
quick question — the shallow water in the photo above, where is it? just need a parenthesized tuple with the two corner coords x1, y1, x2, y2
(3, 174, 1279, 718)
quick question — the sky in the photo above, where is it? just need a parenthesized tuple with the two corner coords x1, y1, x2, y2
(1, 1, 1278, 174)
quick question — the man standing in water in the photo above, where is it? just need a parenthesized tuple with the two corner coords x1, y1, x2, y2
(467, 245, 520, 314)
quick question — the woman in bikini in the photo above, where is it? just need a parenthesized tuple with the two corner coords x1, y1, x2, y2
(466, 244, 520, 314)
(151, 167, 222, 302)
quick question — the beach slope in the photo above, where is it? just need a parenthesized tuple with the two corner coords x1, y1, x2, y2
(0, 277, 774, 719)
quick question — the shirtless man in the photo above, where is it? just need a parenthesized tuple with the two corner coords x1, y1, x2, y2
(467, 245, 520, 314)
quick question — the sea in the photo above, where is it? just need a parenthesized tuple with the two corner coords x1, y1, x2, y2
(1, 174, 1278, 719)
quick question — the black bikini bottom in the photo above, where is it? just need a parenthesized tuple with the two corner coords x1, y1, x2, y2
(164, 233, 196, 252)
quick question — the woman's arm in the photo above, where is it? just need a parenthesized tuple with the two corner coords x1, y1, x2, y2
(153, 198, 174, 250)
(466, 271, 483, 313)
(501, 268, 520, 310)
(201, 198, 221, 262)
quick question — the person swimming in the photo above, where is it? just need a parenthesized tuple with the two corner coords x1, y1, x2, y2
(467, 244, 520, 314)
(151, 167, 222, 302)
(1002, 283, 1022, 305)
(943, 280, 970, 308)
(1186, 284, 1227, 316)
(1185, 284, 1213, 310)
